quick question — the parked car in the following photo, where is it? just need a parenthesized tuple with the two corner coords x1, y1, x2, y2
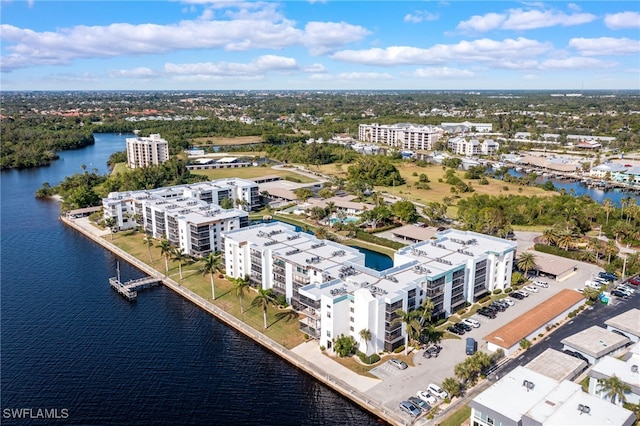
(423, 345, 441, 359)
(599, 271, 618, 281)
(627, 277, 640, 286)
(511, 291, 525, 300)
(478, 308, 496, 319)
(447, 325, 465, 335)
(428, 383, 449, 399)
(533, 280, 549, 288)
(517, 290, 529, 297)
(611, 289, 629, 298)
(524, 285, 539, 293)
(456, 321, 472, 332)
(463, 318, 480, 328)
(416, 390, 437, 405)
(619, 285, 635, 294)
(466, 337, 477, 355)
(389, 358, 408, 370)
(408, 396, 430, 412)
(502, 298, 515, 306)
(489, 302, 506, 312)
(399, 400, 421, 417)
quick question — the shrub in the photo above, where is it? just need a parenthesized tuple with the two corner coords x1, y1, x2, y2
(493, 289, 502, 295)
(457, 308, 467, 315)
(319, 345, 326, 351)
(519, 339, 531, 350)
(568, 311, 577, 318)
(504, 287, 513, 293)
(284, 176, 302, 183)
(479, 295, 492, 304)
(394, 345, 405, 354)
(356, 351, 380, 364)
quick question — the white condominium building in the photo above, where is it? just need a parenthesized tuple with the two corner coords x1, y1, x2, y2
(448, 137, 500, 156)
(358, 123, 440, 151)
(126, 133, 170, 168)
(440, 121, 493, 133)
(222, 223, 516, 354)
(102, 178, 260, 257)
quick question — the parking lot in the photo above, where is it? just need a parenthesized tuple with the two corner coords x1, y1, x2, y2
(368, 250, 606, 420)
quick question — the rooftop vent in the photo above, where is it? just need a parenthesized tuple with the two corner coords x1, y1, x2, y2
(577, 404, 590, 415)
(632, 365, 638, 373)
(522, 380, 535, 391)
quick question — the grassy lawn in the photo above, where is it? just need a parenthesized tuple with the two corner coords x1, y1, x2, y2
(190, 136, 264, 145)
(328, 354, 381, 379)
(111, 162, 127, 175)
(105, 230, 305, 349)
(440, 405, 471, 426)
(195, 166, 316, 183)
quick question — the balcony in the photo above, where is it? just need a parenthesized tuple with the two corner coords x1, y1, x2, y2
(299, 321, 320, 339)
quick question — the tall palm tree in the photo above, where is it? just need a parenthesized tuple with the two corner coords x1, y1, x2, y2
(359, 328, 372, 358)
(517, 252, 538, 279)
(233, 277, 251, 314)
(201, 252, 224, 300)
(418, 298, 435, 328)
(541, 228, 557, 246)
(605, 240, 618, 263)
(597, 375, 631, 406)
(392, 309, 421, 356)
(556, 229, 575, 251)
(104, 217, 117, 241)
(251, 288, 275, 329)
(603, 198, 614, 225)
(143, 234, 154, 263)
(171, 247, 191, 281)
(156, 239, 172, 274)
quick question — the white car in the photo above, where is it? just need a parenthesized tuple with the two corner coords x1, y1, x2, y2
(416, 390, 437, 405)
(524, 285, 539, 293)
(620, 285, 635, 295)
(533, 281, 548, 288)
(502, 298, 514, 306)
(428, 383, 448, 399)
(463, 318, 481, 328)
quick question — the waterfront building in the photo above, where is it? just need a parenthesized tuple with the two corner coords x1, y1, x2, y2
(590, 162, 630, 179)
(358, 123, 440, 151)
(470, 366, 636, 426)
(102, 178, 259, 256)
(448, 137, 500, 156)
(125, 133, 170, 168)
(588, 342, 640, 406)
(222, 224, 516, 354)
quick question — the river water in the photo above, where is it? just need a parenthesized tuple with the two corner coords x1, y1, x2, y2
(0, 133, 378, 425)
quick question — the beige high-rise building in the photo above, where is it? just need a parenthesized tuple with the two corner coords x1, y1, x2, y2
(126, 133, 169, 168)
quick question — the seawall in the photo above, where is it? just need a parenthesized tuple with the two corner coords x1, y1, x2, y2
(60, 216, 405, 426)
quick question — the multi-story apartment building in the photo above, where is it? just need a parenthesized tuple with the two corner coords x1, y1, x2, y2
(102, 179, 259, 257)
(358, 123, 440, 151)
(222, 223, 516, 354)
(126, 133, 170, 168)
(448, 137, 500, 156)
(440, 121, 493, 133)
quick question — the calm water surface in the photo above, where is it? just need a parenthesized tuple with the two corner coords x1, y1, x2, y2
(0, 133, 378, 425)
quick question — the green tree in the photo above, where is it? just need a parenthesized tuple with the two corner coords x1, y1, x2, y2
(251, 288, 275, 329)
(156, 239, 172, 275)
(359, 328, 372, 359)
(392, 309, 421, 356)
(143, 234, 154, 263)
(442, 377, 462, 398)
(517, 252, 538, 279)
(333, 334, 357, 357)
(519, 338, 531, 351)
(391, 200, 418, 223)
(597, 375, 631, 405)
(233, 276, 251, 314)
(220, 197, 235, 209)
(104, 217, 117, 241)
(294, 187, 314, 202)
(201, 252, 224, 300)
(171, 247, 192, 281)
(582, 286, 601, 302)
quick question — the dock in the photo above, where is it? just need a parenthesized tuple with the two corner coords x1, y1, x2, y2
(109, 276, 162, 301)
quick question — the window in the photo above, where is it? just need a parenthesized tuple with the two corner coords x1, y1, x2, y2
(326, 304, 331, 309)
(326, 312, 331, 318)
(350, 326, 354, 332)
(350, 317, 354, 323)
(350, 307, 354, 313)
(326, 331, 331, 338)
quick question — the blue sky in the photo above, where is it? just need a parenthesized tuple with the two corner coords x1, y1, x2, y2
(1, 1, 639, 90)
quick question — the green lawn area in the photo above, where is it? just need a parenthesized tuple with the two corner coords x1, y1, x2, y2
(440, 405, 471, 426)
(106, 229, 305, 349)
(111, 162, 127, 175)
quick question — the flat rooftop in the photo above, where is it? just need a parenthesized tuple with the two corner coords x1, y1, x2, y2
(526, 348, 587, 382)
(605, 308, 640, 337)
(485, 289, 584, 349)
(561, 325, 630, 358)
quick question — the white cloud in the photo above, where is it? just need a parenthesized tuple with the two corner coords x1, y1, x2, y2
(302, 21, 370, 55)
(604, 12, 640, 30)
(539, 57, 611, 70)
(412, 67, 474, 79)
(164, 55, 298, 76)
(107, 67, 157, 78)
(569, 37, 640, 56)
(303, 63, 328, 73)
(404, 11, 440, 23)
(332, 38, 551, 66)
(456, 7, 595, 33)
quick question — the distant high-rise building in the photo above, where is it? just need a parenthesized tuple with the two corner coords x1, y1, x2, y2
(126, 134, 169, 168)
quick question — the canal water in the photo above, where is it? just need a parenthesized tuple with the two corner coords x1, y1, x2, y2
(0, 133, 378, 425)
(504, 169, 640, 207)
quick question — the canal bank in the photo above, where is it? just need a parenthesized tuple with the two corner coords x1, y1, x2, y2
(60, 215, 405, 426)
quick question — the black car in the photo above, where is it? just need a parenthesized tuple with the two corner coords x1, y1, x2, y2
(489, 302, 506, 312)
(423, 345, 441, 359)
(456, 322, 472, 332)
(447, 325, 465, 335)
(511, 292, 525, 300)
(478, 308, 496, 319)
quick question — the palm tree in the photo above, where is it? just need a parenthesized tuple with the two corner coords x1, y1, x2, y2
(556, 229, 575, 251)
(156, 239, 172, 275)
(392, 309, 421, 355)
(143, 234, 154, 263)
(605, 240, 618, 263)
(541, 228, 557, 246)
(359, 328, 372, 359)
(597, 375, 631, 405)
(441, 377, 462, 399)
(233, 277, 251, 314)
(251, 288, 275, 329)
(104, 217, 117, 241)
(517, 252, 538, 279)
(418, 297, 434, 328)
(603, 198, 614, 225)
(201, 252, 224, 300)
(171, 247, 191, 281)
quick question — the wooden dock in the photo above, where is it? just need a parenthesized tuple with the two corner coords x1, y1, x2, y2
(109, 276, 162, 301)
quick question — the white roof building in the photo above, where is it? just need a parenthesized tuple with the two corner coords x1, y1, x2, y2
(589, 342, 640, 406)
(440, 121, 493, 133)
(126, 133, 170, 168)
(358, 122, 440, 151)
(470, 366, 636, 426)
(222, 225, 516, 353)
(590, 163, 629, 178)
